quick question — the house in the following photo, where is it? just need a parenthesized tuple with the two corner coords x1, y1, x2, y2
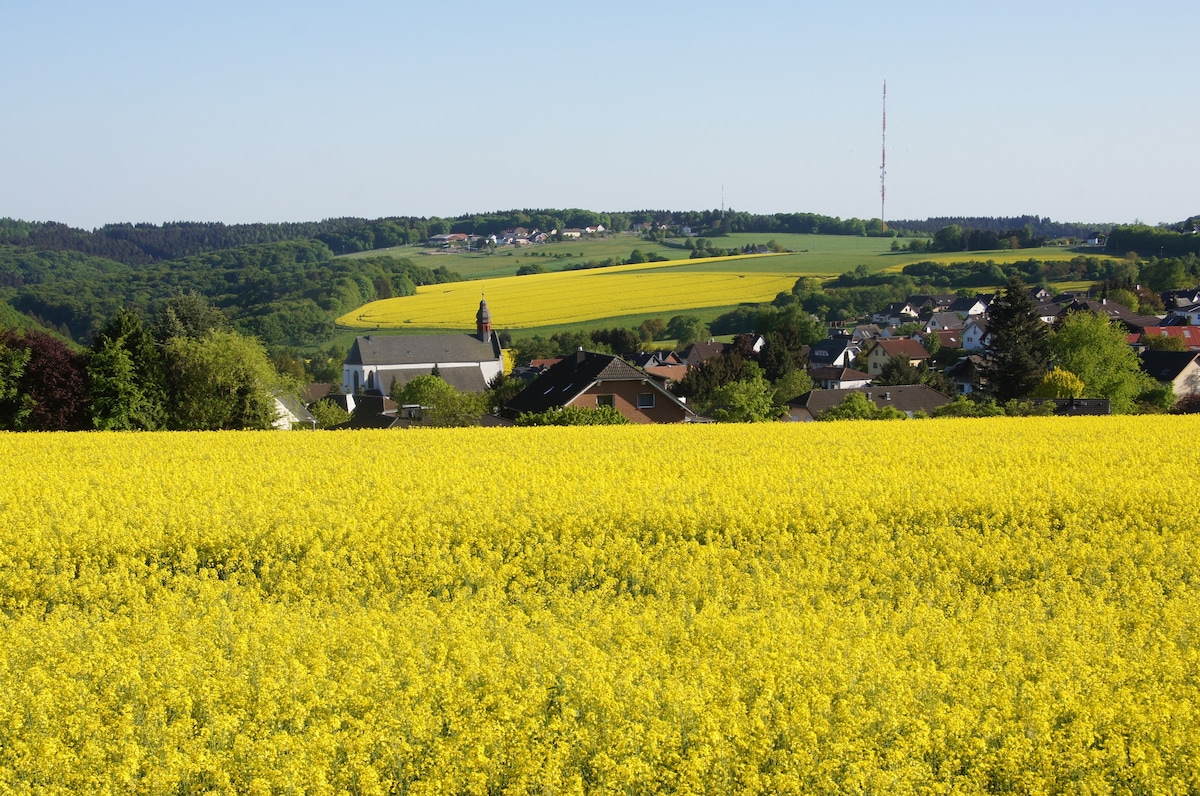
(962, 318, 990, 352)
(873, 301, 920, 326)
(865, 338, 930, 377)
(1139, 351, 1200, 398)
(907, 294, 958, 313)
(560, 229, 583, 239)
(328, 395, 401, 429)
(1085, 232, 1108, 247)
(1162, 289, 1200, 309)
(810, 367, 872, 390)
(925, 312, 966, 332)
(272, 394, 316, 430)
(944, 355, 985, 394)
(1166, 302, 1200, 325)
(1057, 298, 1163, 333)
(629, 351, 688, 384)
(914, 329, 963, 350)
(1138, 327, 1200, 351)
(785, 385, 951, 421)
(502, 350, 696, 424)
(342, 298, 504, 395)
(680, 340, 728, 368)
(851, 324, 889, 345)
(807, 337, 860, 370)
(947, 295, 989, 317)
(1033, 300, 1063, 323)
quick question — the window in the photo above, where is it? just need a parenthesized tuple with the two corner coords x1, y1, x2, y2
(637, 393, 655, 409)
(596, 394, 615, 408)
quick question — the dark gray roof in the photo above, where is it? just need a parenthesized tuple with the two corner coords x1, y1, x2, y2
(810, 366, 871, 381)
(503, 350, 691, 417)
(929, 312, 966, 328)
(948, 296, 987, 313)
(1032, 398, 1111, 416)
(1057, 300, 1163, 333)
(382, 366, 491, 394)
(346, 332, 501, 367)
(791, 385, 951, 417)
(808, 338, 855, 365)
(1140, 350, 1200, 382)
(908, 294, 958, 308)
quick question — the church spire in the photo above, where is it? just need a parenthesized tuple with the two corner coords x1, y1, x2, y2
(476, 295, 492, 341)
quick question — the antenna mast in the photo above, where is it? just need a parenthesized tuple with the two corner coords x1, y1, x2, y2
(880, 80, 887, 228)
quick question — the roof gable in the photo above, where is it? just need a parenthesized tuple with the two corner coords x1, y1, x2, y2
(1140, 350, 1200, 382)
(504, 351, 690, 417)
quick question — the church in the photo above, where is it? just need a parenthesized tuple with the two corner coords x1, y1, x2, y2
(341, 298, 504, 395)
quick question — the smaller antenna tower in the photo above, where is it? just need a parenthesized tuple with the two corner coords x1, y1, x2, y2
(880, 80, 887, 227)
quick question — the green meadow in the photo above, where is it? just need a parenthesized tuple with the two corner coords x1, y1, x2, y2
(344, 233, 1088, 280)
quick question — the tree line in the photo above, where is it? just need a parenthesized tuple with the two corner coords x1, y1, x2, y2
(1106, 224, 1200, 259)
(0, 241, 459, 346)
(0, 296, 295, 432)
(887, 215, 1101, 240)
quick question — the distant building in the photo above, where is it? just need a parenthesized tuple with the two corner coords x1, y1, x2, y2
(341, 298, 504, 395)
(503, 350, 696, 424)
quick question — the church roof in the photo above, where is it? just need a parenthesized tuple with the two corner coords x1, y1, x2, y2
(345, 332, 501, 367)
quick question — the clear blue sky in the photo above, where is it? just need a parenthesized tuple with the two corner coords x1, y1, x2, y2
(3, 1, 1196, 229)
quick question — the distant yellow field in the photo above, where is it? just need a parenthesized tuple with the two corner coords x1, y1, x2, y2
(339, 255, 798, 329)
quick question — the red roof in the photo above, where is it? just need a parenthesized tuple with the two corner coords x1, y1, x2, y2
(873, 338, 930, 359)
(1139, 327, 1200, 349)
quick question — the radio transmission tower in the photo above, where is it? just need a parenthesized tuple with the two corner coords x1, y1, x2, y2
(880, 80, 887, 228)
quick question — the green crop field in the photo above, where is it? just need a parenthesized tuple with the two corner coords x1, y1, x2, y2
(345, 234, 1094, 281)
(341, 235, 693, 280)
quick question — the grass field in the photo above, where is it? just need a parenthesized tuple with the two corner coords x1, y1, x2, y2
(341, 235, 694, 280)
(344, 233, 1091, 279)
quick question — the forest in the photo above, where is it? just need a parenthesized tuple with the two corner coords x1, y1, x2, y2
(0, 240, 458, 345)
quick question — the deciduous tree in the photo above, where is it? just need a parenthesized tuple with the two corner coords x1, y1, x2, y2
(0, 329, 90, 431)
(1050, 311, 1154, 414)
(1031, 367, 1085, 399)
(392, 374, 486, 427)
(164, 330, 281, 430)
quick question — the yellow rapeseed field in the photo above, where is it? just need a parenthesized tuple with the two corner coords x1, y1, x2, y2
(2, 417, 1200, 793)
(338, 255, 797, 329)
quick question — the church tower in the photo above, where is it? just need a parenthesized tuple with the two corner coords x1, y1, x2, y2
(476, 296, 492, 341)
